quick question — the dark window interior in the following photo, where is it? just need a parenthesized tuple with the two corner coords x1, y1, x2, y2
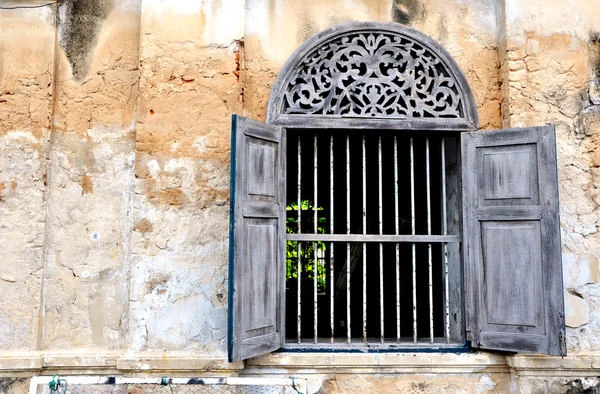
(285, 129, 460, 344)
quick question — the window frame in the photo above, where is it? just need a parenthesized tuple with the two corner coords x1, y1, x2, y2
(227, 21, 566, 362)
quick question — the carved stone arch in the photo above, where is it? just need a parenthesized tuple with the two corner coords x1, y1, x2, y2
(266, 22, 479, 130)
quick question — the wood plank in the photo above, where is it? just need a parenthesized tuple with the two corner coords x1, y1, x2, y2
(270, 115, 476, 131)
(475, 206, 542, 221)
(229, 115, 285, 362)
(461, 125, 565, 356)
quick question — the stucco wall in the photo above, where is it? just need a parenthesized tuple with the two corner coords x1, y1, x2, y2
(0, 0, 599, 393)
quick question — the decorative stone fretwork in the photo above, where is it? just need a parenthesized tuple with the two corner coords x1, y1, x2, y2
(281, 31, 466, 119)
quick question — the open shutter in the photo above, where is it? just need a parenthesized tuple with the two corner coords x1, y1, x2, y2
(462, 125, 566, 356)
(228, 115, 285, 362)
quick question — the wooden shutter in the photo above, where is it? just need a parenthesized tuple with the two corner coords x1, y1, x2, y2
(462, 125, 566, 356)
(228, 115, 285, 362)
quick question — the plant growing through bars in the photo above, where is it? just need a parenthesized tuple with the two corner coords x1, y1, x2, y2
(286, 200, 327, 293)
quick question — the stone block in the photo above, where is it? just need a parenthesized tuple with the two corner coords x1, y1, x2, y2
(563, 254, 600, 288)
(565, 292, 590, 328)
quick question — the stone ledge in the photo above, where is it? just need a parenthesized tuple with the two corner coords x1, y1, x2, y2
(0, 351, 243, 377)
(0, 351, 43, 376)
(2, 351, 600, 378)
(43, 350, 121, 369)
(246, 352, 510, 374)
(117, 352, 244, 372)
(507, 354, 600, 376)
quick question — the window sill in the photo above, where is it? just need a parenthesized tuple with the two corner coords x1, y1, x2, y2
(281, 341, 467, 353)
(245, 352, 510, 374)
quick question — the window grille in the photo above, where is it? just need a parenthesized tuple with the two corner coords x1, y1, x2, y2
(29, 377, 307, 394)
(285, 130, 462, 346)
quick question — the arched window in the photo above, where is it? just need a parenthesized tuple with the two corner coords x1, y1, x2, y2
(227, 22, 565, 362)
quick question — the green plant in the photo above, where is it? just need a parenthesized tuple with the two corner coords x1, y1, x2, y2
(286, 200, 327, 292)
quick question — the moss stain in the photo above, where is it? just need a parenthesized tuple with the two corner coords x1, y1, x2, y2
(58, 0, 116, 82)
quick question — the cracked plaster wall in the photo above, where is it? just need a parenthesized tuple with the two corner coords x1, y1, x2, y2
(0, 0, 600, 392)
(0, 6, 55, 350)
(41, 0, 142, 349)
(128, 0, 243, 353)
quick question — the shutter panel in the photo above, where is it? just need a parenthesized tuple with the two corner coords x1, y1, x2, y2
(228, 115, 286, 362)
(462, 125, 566, 356)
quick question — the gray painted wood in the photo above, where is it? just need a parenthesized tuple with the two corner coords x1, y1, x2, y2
(461, 125, 565, 356)
(229, 115, 285, 362)
(443, 137, 463, 342)
(270, 115, 476, 132)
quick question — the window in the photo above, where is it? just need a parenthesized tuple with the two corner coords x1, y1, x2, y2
(284, 130, 462, 347)
(227, 22, 566, 362)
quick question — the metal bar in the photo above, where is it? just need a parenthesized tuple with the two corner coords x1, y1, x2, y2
(362, 134, 367, 344)
(314, 134, 318, 344)
(410, 137, 417, 344)
(394, 136, 400, 342)
(441, 137, 450, 343)
(426, 137, 434, 344)
(287, 234, 461, 243)
(297, 135, 302, 344)
(346, 134, 351, 344)
(330, 133, 335, 344)
(379, 136, 384, 343)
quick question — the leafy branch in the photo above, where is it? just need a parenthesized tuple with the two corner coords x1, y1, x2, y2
(286, 200, 327, 292)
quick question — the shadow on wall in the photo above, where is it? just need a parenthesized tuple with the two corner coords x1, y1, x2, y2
(392, 0, 424, 25)
(58, 0, 116, 81)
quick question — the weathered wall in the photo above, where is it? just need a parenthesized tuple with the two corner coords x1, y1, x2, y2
(0, 5, 54, 351)
(128, 0, 243, 354)
(1, 0, 600, 393)
(41, 0, 141, 350)
(499, 0, 600, 354)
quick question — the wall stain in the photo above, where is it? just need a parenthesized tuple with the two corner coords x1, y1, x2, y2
(160, 188, 186, 207)
(392, 0, 424, 25)
(147, 275, 169, 293)
(81, 175, 93, 195)
(133, 218, 153, 234)
(590, 31, 600, 81)
(58, 0, 116, 82)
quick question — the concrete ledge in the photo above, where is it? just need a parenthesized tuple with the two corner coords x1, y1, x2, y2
(0, 351, 243, 377)
(246, 352, 510, 374)
(0, 351, 43, 377)
(508, 354, 600, 377)
(117, 352, 244, 372)
(2, 350, 600, 378)
(43, 350, 120, 369)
